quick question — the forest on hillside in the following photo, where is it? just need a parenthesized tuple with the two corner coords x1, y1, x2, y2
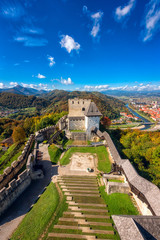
(0, 90, 127, 120)
(41, 90, 127, 119)
(0, 93, 50, 110)
(109, 129, 160, 188)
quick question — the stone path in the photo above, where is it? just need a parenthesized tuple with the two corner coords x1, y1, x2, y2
(46, 175, 116, 240)
(0, 144, 57, 240)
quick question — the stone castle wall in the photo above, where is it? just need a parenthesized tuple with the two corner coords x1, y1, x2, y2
(85, 116, 100, 136)
(0, 169, 31, 216)
(68, 117, 85, 130)
(68, 98, 91, 117)
(0, 134, 35, 190)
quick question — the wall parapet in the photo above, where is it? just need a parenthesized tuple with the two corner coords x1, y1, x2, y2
(0, 169, 31, 216)
(0, 134, 35, 190)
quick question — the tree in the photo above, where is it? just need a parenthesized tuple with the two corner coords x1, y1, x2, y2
(100, 116, 111, 128)
(12, 126, 26, 143)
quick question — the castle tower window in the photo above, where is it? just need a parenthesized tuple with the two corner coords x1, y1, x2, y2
(72, 101, 74, 104)
(82, 108, 85, 111)
(78, 101, 79, 104)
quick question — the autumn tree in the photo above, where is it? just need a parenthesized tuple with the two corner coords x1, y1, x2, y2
(12, 126, 26, 143)
(100, 116, 111, 128)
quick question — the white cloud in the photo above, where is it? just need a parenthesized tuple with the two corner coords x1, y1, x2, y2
(142, 0, 160, 42)
(0, 83, 6, 89)
(14, 36, 48, 47)
(64, 62, 74, 67)
(61, 77, 73, 85)
(47, 55, 55, 67)
(91, 25, 100, 37)
(84, 85, 109, 91)
(115, 0, 135, 20)
(21, 26, 44, 35)
(83, 7, 103, 38)
(14, 63, 20, 66)
(83, 5, 88, 14)
(10, 82, 18, 86)
(36, 73, 46, 79)
(84, 83, 160, 92)
(21, 83, 49, 91)
(1, 2, 25, 19)
(60, 35, 80, 53)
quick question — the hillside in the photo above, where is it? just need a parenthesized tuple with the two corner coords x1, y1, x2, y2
(0, 92, 50, 109)
(0, 90, 127, 119)
(0, 85, 47, 96)
(41, 90, 127, 119)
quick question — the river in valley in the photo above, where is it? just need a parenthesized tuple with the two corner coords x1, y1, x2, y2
(126, 104, 152, 130)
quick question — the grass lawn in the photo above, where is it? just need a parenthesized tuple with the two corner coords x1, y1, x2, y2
(60, 146, 111, 173)
(70, 130, 85, 132)
(0, 143, 24, 174)
(108, 179, 124, 183)
(48, 144, 62, 164)
(11, 182, 59, 240)
(99, 186, 139, 215)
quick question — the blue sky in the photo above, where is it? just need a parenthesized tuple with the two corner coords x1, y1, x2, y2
(0, 0, 160, 92)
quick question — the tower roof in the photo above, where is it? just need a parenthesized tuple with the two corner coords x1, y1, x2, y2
(84, 102, 102, 117)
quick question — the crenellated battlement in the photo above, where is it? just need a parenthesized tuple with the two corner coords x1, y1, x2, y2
(0, 134, 35, 190)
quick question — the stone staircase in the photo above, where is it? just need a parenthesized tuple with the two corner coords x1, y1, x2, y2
(47, 175, 117, 240)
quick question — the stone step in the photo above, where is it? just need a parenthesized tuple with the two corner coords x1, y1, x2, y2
(59, 182, 98, 186)
(53, 225, 114, 235)
(59, 179, 97, 182)
(62, 186, 98, 190)
(66, 202, 106, 207)
(59, 217, 77, 222)
(87, 222, 112, 226)
(59, 182, 98, 187)
(63, 212, 110, 219)
(48, 233, 95, 239)
(58, 218, 112, 226)
(54, 225, 80, 230)
(63, 189, 99, 193)
(64, 192, 100, 197)
(68, 206, 108, 213)
(58, 181, 97, 184)
(57, 175, 97, 180)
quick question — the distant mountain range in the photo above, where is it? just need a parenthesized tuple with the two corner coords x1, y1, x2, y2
(0, 85, 47, 96)
(101, 90, 160, 97)
(1, 85, 160, 98)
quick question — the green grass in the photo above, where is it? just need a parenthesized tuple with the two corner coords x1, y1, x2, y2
(65, 139, 74, 146)
(48, 144, 62, 164)
(99, 186, 139, 215)
(11, 182, 59, 240)
(60, 146, 111, 173)
(108, 179, 124, 183)
(0, 143, 24, 174)
(70, 130, 85, 132)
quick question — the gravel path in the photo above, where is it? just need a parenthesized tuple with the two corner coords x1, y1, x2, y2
(0, 144, 58, 240)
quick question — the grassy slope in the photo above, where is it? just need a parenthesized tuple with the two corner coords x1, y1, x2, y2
(0, 143, 24, 174)
(11, 183, 59, 240)
(100, 186, 139, 215)
(60, 146, 111, 173)
(48, 144, 62, 164)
